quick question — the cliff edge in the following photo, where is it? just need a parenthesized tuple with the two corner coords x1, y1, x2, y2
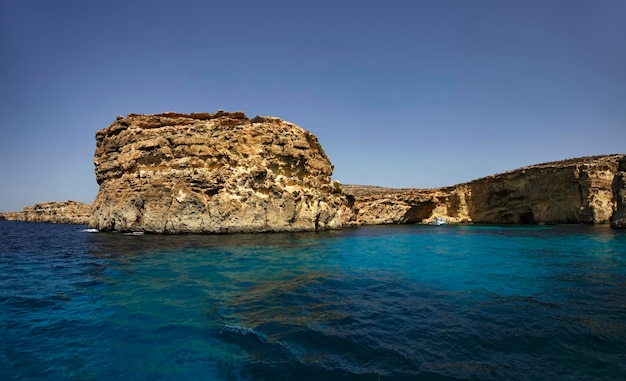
(609, 156, 626, 228)
(89, 111, 342, 233)
(342, 154, 626, 228)
(0, 201, 92, 225)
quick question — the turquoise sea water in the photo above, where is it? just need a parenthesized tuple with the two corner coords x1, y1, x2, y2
(1, 221, 625, 380)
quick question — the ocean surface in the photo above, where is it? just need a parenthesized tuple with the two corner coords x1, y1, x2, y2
(1, 221, 625, 380)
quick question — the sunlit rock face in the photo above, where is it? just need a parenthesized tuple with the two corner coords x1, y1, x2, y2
(90, 111, 342, 233)
(0, 201, 92, 224)
(610, 156, 626, 228)
(341, 155, 626, 227)
(465, 155, 623, 224)
(340, 185, 470, 226)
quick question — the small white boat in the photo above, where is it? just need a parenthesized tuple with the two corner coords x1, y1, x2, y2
(430, 217, 447, 226)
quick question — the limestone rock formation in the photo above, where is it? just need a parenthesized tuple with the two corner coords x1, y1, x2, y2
(3, 110, 622, 232)
(0, 212, 24, 221)
(610, 156, 626, 228)
(90, 111, 342, 233)
(340, 185, 470, 226)
(464, 155, 622, 224)
(0, 201, 92, 224)
(342, 155, 626, 227)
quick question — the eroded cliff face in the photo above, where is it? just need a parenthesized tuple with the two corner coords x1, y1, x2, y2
(342, 155, 626, 227)
(610, 156, 626, 228)
(4, 111, 622, 232)
(340, 185, 471, 226)
(0, 201, 92, 224)
(0, 212, 23, 221)
(465, 155, 622, 224)
(90, 111, 342, 233)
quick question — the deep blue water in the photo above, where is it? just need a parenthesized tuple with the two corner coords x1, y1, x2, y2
(1, 222, 625, 380)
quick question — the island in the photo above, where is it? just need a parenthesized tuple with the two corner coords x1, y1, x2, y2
(2, 111, 625, 230)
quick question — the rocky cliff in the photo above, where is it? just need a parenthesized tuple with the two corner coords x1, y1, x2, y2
(340, 185, 467, 226)
(0, 201, 92, 224)
(342, 155, 626, 227)
(0, 212, 23, 221)
(610, 156, 626, 228)
(3, 109, 623, 231)
(89, 111, 342, 233)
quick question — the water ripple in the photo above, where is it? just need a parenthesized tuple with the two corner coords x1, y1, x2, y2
(1, 222, 625, 380)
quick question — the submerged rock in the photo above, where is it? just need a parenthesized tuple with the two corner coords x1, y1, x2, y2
(89, 111, 342, 233)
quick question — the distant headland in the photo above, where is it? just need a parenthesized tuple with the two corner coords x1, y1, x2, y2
(1, 111, 625, 230)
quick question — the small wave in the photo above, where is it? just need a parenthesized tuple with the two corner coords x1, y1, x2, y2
(220, 325, 265, 338)
(215, 325, 267, 344)
(81, 228, 99, 233)
(123, 232, 144, 236)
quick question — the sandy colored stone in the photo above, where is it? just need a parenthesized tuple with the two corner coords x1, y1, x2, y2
(342, 155, 626, 227)
(0, 201, 92, 224)
(610, 156, 626, 228)
(89, 111, 342, 233)
(3, 111, 623, 232)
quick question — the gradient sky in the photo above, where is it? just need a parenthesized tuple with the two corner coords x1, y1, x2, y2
(1, 0, 624, 212)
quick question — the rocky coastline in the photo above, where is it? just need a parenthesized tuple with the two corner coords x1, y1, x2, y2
(1, 111, 625, 230)
(341, 154, 626, 228)
(0, 201, 92, 225)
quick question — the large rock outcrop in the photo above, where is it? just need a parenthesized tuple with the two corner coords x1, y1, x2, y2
(89, 111, 342, 233)
(342, 155, 626, 227)
(463, 155, 621, 224)
(0, 201, 92, 224)
(3, 111, 622, 232)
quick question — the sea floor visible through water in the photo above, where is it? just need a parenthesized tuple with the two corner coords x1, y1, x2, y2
(1, 221, 625, 380)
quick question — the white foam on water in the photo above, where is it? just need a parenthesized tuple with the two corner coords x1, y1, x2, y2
(220, 325, 268, 342)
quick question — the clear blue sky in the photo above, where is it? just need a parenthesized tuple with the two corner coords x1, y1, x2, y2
(1, 0, 624, 212)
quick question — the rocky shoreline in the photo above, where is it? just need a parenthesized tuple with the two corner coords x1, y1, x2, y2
(0, 201, 92, 225)
(2, 111, 625, 230)
(341, 154, 626, 228)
